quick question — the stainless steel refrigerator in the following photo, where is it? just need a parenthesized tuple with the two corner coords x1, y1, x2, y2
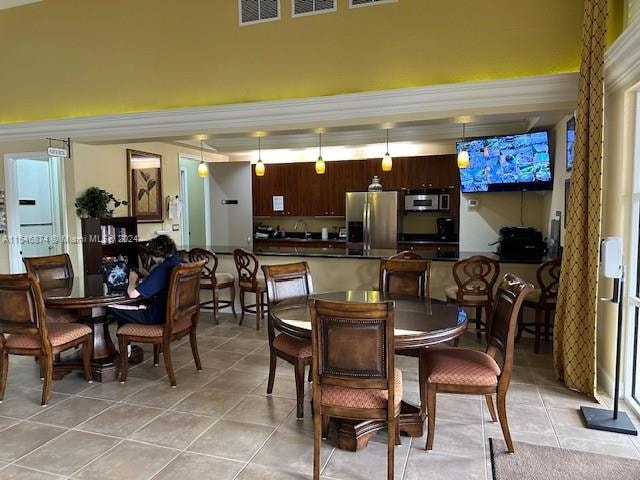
(345, 191, 399, 252)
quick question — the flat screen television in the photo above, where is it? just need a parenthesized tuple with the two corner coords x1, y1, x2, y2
(456, 131, 552, 193)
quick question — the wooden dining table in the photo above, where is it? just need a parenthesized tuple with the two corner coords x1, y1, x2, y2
(270, 290, 468, 451)
(41, 274, 143, 382)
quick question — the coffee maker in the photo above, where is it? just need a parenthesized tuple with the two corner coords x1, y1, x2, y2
(437, 218, 456, 241)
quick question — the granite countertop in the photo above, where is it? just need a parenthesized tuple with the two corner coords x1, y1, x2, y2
(196, 245, 548, 264)
(254, 237, 346, 243)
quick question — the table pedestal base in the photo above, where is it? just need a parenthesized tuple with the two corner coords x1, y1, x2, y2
(51, 346, 144, 383)
(335, 401, 425, 451)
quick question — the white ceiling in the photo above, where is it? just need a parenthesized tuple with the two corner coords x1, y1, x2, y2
(0, 0, 42, 10)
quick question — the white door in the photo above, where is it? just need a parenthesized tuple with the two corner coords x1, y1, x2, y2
(4, 154, 66, 272)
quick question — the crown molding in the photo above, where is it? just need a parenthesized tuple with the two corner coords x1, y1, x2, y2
(605, 19, 640, 91)
(0, 73, 578, 143)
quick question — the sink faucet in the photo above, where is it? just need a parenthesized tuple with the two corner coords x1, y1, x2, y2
(294, 220, 309, 237)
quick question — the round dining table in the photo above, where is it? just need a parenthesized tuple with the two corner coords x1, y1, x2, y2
(270, 290, 468, 451)
(41, 274, 142, 382)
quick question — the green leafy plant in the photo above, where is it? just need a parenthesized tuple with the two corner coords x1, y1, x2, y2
(75, 187, 128, 218)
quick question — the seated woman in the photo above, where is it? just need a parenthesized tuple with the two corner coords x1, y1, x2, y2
(108, 235, 184, 326)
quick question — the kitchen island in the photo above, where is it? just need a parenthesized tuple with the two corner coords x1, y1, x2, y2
(193, 244, 548, 301)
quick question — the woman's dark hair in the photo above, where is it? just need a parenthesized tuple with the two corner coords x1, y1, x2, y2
(147, 235, 177, 258)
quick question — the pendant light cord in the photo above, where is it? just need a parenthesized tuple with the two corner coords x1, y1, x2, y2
(386, 129, 389, 153)
(319, 132, 322, 157)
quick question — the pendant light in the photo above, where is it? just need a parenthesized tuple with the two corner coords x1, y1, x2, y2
(198, 140, 209, 177)
(315, 132, 326, 175)
(381, 128, 393, 171)
(457, 123, 470, 169)
(255, 136, 265, 176)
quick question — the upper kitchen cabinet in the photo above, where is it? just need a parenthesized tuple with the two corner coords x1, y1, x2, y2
(251, 154, 458, 217)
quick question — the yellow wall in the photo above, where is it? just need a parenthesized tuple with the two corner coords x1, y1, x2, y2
(0, 0, 586, 124)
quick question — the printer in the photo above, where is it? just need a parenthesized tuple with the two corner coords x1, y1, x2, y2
(495, 226, 546, 261)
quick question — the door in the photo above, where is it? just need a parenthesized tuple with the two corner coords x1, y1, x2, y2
(4, 154, 66, 272)
(210, 162, 253, 247)
(179, 155, 209, 248)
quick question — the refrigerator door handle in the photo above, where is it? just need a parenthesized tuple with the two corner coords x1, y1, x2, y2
(363, 200, 371, 252)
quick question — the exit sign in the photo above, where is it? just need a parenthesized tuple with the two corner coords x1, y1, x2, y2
(47, 147, 68, 157)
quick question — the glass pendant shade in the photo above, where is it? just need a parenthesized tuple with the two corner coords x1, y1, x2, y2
(315, 132, 325, 174)
(198, 161, 208, 177)
(381, 129, 392, 171)
(382, 152, 392, 171)
(254, 137, 265, 176)
(457, 150, 470, 169)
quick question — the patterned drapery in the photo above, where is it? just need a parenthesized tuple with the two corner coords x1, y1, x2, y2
(553, 0, 607, 398)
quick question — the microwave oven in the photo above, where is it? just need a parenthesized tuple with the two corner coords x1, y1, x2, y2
(404, 194, 450, 212)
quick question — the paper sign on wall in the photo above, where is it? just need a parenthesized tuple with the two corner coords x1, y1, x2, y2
(272, 195, 284, 212)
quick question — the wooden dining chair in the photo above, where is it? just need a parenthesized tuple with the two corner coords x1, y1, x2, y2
(188, 248, 236, 321)
(445, 255, 500, 339)
(419, 273, 533, 453)
(516, 257, 561, 353)
(117, 261, 205, 387)
(380, 250, 431, 298)
(233, 249, 266, 330)
(0, 273, 93, 406)
(309, 298, 401, 480)
(262, 262, 313, 418)
(23, 253, 77, 324)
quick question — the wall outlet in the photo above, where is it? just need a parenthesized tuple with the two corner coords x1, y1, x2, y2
(467, 199, 479, 208)
(172, 224, 180, 231)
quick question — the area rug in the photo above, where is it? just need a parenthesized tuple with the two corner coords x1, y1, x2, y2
(489, 438, 640, 480)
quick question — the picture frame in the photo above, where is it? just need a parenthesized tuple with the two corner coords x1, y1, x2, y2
(564, 179, 571, 228)
(127, 149, 163, 223)
(566, 115, 575, 172)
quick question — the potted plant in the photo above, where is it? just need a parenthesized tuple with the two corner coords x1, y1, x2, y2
(75, 187, 128, 218)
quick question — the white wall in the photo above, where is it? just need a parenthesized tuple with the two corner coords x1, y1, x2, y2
(459, 190, 550, 252)
(546, 115, 573, 246)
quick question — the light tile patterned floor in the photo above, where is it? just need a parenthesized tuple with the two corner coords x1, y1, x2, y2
(0, 312, 639, 480)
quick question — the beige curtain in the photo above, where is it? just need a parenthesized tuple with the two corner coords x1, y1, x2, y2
(554, 0, 607, 398)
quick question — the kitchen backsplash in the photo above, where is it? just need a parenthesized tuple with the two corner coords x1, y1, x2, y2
(253, 217, 345, 234)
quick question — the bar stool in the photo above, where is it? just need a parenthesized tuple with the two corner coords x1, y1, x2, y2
(445, 255, 500, 340)
(516, 257, 561, 353)
(188, 248, 236, 322)
(233, 249, 266, 330)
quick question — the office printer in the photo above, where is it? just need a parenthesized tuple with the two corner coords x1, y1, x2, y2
(495, 226, 546, 261)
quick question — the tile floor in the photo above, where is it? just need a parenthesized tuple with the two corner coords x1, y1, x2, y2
(0, 312, 639, 480)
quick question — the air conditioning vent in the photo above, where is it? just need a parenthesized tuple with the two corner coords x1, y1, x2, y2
(240, 0, 280, 25)
(350, 0, 397, 7)
(293, 0, 335, 16)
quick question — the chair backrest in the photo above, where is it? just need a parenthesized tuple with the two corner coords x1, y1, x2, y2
(188, 248, 218, 285)
(138, 242, 154, 273)
(536, 257, 561, 303)
(379, 252, 431, 298)
(486, 274, 534, 384)
(452, 255, 500, 302)
(0, 273, 49, 345)
(262, 262, 313, 305)
(233, 248, 260, 289)
(164, 261, 205, 337)
(23, 254, 74, 284)
(177, 249, 190, 261)
(308, 298, 394, 394)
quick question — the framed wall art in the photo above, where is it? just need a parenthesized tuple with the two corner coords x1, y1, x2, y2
(127, 149, 163, 223)
(566, 115, 575, 172)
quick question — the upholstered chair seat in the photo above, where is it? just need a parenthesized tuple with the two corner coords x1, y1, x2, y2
(6, 322, 92, 349)
(239, 276, 265, 290)
(272, 334, 312, 358)
(116, 317, 192, 338)
(422, 348, 500, 386)
(321, 369, 403, 409)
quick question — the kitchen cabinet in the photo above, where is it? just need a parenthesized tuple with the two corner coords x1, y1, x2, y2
(251, 155, 459, 218)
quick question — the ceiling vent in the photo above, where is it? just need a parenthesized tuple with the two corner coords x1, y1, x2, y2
(349, 0, 397, 8)
(239, 0, 280, 25)
(293, 0, 336, 17)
